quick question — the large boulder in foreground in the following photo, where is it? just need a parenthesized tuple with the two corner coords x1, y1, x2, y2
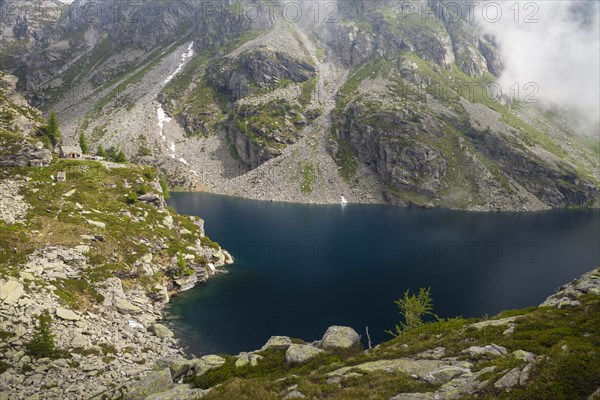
(144, 384, 205, 400)
(0, 279, 24, 304)
(260, 336, 292, 351)
(125, 368, 174, 400)
(192, 355, 226, 376)
(321, 326, 360, 350)
(286, 344, 325, 364)
(156, 356, 193, 380)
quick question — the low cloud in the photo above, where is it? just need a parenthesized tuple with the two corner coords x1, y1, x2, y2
(476, 1, 600, 129)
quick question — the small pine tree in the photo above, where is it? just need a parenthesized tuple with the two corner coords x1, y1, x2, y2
(115, 150, 127, 163)
(386, 287, 436, 337)
(46, 111, 62, 146)
(79, 132, 89, 154)
(26, 309, 56, 358)
(159, 176, 170, 199)
(97, 145, 107, 157)
(105, 146, 116, 161)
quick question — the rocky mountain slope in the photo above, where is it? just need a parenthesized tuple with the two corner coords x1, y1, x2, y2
(0, 0, 598, 210)
(0, 76, 234, 398)
(1, 67, 599, 399)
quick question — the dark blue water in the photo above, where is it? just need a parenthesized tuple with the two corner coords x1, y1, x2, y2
(167, 193, 600, 356)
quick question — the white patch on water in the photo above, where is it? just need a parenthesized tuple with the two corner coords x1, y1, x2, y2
(169, 142, 176, 152)
(163, 42, 195, 86)
(179, 158, 189, 166)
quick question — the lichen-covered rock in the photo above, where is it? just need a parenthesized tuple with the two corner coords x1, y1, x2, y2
(156, 357, 193, 380)
(55, 307, 80, 321)
(389, 393, 435, 400)
(150, 323, 174, 340)
(286, 344, 325, 364)
(321, 326, 360, 350)
(261, 336, 293, 351)
(464, 344, 507, 357)
(541, 268, 600, 308)
(495, 367, 522, 390)
(125, 368, 174, 400)
(174, 273, 198, 292)
(0, 279, 24, 304)
(519, 363, 535, 386)
(114, 297, 143, 314)
(145, 384, 205, 400)
(424, 365, 471, 385)
(235, 353, 263, 367)
(328, 358, 472, 379)
(192, 355, 226, 376)
(469, 317, 518, 330)
(513, 350, 536, 363)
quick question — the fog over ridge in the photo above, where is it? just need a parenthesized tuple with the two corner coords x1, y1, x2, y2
(475, 0, 600, 130)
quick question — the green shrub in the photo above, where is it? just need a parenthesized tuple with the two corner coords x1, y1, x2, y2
(97, 145, 107, 157)
(177, 253, 194, 276)
(136, 185, 149, 196)
(126, 193, 138, 204)
(138, 145, 152, 157)
(201, 236, 220, 251)
(159, 176, 170, 199)
(79, 131, 89, 153)
(115, 150, 127, 163)
(26, 309, 57, 358)
(386, 287, 436, 337)
(144, 169, 156, 180)
(0, 360, 9, 374)
(45, 111, 62, 146)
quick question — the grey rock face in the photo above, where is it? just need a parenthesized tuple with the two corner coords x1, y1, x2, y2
(208, 50, 316, 102)
(138, 194, 167, 209)
(0, 141, 52, 167)
(174, 273, 198, 292)
(465, 128, 598, 208)
(334, 102, 448, 202)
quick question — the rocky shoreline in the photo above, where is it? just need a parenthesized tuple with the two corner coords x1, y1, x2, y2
(0, 239, 233, 400)
(93, 267, 600, 400)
